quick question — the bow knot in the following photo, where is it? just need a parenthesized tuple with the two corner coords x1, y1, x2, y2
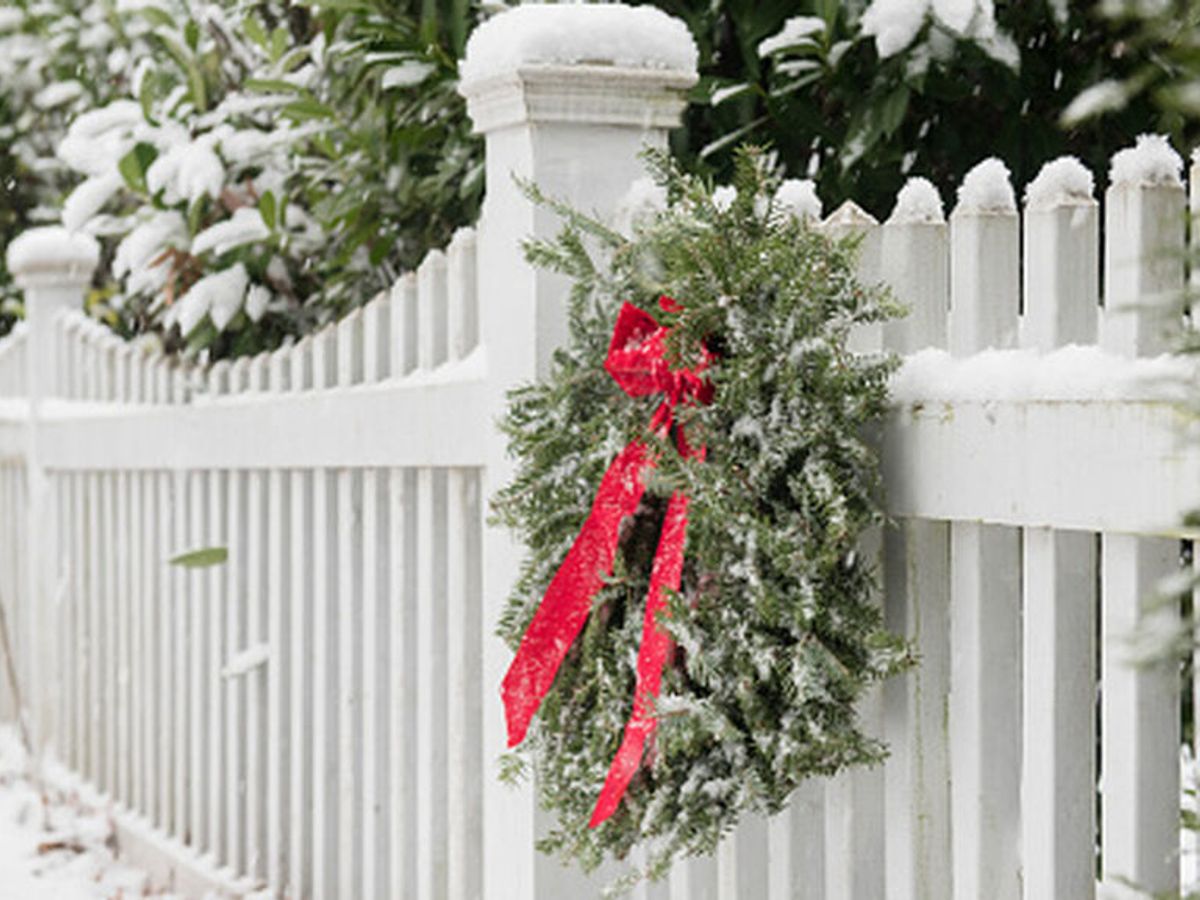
(604, 299, 713, 449)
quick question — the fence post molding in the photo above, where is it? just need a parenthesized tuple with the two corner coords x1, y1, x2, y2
(6, 226, 98, 752)
(459, 6, 698, 897)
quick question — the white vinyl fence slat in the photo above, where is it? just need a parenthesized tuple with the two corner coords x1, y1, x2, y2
(446, 468, 482, 900)
(717, 812, 768, 899)
(880, 200, 953, 900)
(288, 337, 313, 899)
(189, 470, 208, 853)
(1020, 165, 1101, 900)
(946, 185, 1022, 900)
(390, 467, 418, 900)
(416, 468, 449, 900)
(337, 310, 365, 900)
(1099, 174, 1185, 896)
(820, 203, 882, 900)
(266, 347, 290, 891)
(312, 324, 339, 898)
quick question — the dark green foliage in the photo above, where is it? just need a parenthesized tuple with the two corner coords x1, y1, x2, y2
(653, 0, 1192, 220)
(493, 148, 911, 886)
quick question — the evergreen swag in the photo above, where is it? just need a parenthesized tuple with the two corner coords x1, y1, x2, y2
(494, 148, 912, 887)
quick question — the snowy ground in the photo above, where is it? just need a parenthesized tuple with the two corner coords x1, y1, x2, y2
(0, 724, 176, 899)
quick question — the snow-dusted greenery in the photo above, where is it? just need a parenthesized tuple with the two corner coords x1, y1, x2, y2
(1, 0, 482, 357)
(697, 0, 1186, 218)
(0, 0, 156, 330)
(494, 148, 910, 886)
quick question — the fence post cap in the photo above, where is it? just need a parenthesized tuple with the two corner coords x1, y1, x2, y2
(458, 4, 698, 133)
(6, 226, 99, 288)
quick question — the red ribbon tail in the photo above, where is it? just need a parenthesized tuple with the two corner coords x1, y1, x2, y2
(590, 491, 690, 827)
(501, 441, 652, 748)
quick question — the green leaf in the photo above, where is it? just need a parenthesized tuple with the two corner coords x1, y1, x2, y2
(880, 86, 911, 138)
(138, 69, 159, 124)
(117, 143, 158, 194)
(184, 19, 200, 52)
(282, 98, 336, 121)
(259, 191, 277, 230)
(139, 6, 175, 29)
(169, 547, 228, 568)
(270, 25, 289, 63)
(245, 78, 305, 95)
(243, 14, 268, 49)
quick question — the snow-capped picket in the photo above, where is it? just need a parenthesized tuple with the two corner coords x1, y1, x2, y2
(458, 3, 698, 84)
(955, 157, 1017, 214)
(773, 178, 822, 221)
(1109, 134, 1184, 189)
(887, 176, 944, 224)
(1024, 156, 1095, 210)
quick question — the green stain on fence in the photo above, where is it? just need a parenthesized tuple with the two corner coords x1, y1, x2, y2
(169, 547, 228, 568)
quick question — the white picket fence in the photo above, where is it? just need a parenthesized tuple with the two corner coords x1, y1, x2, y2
(2, 7, 1200, 899)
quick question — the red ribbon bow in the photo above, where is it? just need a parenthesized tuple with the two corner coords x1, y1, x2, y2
(501, 296, 713, 827)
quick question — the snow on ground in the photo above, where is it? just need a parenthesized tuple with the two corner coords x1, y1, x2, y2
(0, 725, 174, 899)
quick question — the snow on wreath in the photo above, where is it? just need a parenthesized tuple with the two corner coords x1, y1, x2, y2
(492, 147, 913, 891)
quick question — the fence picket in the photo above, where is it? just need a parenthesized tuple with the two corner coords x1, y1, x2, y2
(337, 309, 365, 900)
(446, 468, 482, 900)
(312, 323, 340, 898)
(190, 469, 209, 853)
(820, 201, 882, 900)
(946, 175, 1022, 900)
(767, 783, 825, 900)
(1020, 157, 1101, 900)
(717, 812, 768, 899)
(880, 187, 953, 900)
(266, 347, 291, 890)
(289, 337, 314, 898)
(390, 468, 418, 900)
(1099, 167, 1186, 896)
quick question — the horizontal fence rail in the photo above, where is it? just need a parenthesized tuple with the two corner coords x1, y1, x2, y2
(1, 17, 1200, 899)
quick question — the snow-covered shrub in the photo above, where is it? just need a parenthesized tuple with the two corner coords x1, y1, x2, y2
(0, 0, 157, 332)
(10, 0, 483, 359)
(685, 0, 1184, 220)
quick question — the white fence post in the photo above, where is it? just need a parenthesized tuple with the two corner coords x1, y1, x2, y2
(6, 227, 98, 752)
(458, 7, 697, 897)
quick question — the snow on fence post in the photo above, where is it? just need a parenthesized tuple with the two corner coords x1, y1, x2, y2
(946, 160, 1022, 900)
(877, 179, 953, 900)
(1020, 156, 1100, 900)
(458, 5, 698, 897)
(6, 226, 99, 752)
(1099, 138, 1185, 897)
